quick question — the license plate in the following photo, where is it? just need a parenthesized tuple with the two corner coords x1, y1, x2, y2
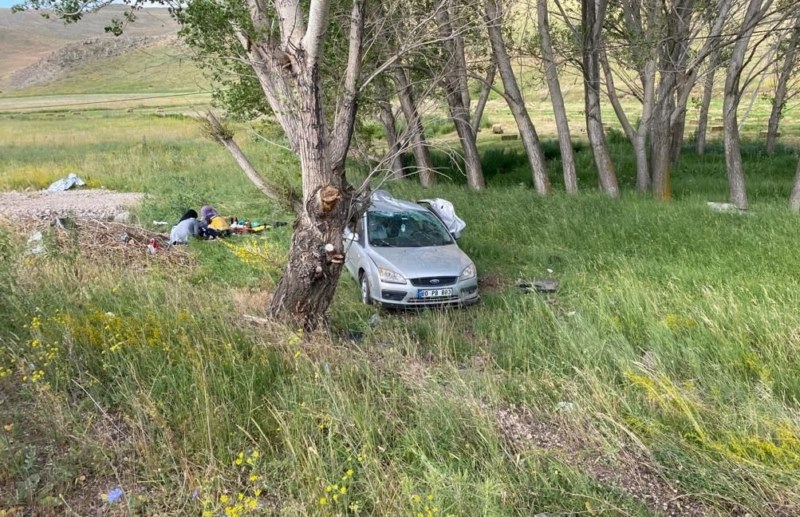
(417, 288, 453, 299)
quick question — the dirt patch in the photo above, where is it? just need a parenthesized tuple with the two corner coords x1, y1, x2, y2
(0, 189, 143, 220)
(494, 406, 710, 516)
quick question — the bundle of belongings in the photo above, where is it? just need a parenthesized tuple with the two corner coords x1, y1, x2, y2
(169, 205, 271, 245)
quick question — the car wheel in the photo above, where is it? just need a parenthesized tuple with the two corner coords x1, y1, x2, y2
(360, 273, 372, 305)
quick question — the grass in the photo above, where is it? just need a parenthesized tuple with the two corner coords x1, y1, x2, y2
(2, 109, 800, 515)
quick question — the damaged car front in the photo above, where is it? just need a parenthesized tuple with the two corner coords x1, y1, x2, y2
(343, 193, 479, 308)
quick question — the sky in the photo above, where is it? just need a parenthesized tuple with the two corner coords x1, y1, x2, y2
(0, 0, 19, 7)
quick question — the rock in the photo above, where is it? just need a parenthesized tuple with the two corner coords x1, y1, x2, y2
(707, 201, 746, 214)
(492, 124, 504, 134)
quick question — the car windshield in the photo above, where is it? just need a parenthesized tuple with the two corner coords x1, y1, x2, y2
(367, 210, 453, 247)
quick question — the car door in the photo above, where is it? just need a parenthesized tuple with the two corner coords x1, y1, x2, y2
(344, 214, 366, 278)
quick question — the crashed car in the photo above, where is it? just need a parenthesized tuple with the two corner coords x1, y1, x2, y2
(343, 191, 479, 308)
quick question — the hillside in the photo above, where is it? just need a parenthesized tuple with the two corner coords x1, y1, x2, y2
(0, 6, 193, 92)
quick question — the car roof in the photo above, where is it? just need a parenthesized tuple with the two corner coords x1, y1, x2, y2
(368, 190, 427, 214)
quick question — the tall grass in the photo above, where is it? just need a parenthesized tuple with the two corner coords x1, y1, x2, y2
(2, 111, 800, 514)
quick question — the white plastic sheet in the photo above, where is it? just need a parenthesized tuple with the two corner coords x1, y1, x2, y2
(46, 173, 85, 192)
(419, 198, 466, 239)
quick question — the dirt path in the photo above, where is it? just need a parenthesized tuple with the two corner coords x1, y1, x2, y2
(0, 189, 143, 220)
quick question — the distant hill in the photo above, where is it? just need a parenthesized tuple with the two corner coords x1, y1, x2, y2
(0, 7, 203, 94)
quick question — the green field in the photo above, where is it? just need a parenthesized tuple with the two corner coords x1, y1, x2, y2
(2, 106, 800, 515)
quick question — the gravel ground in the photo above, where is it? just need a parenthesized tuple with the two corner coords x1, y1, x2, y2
(0, 189, 144, 220)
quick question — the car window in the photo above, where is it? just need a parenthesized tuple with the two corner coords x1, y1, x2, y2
(367, 210, 453, 247)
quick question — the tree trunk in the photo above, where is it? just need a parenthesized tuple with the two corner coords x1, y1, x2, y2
(471, 63, 496, 134)
(436, 5, 485, 191)
(651, 93, 674, 200)
(393, 66, 436, 187)
(581, 0, 619, 197)
(696, 49, 718, 155)
(378, 102, 405, 180)
(767, 22, 800, 154)
(486, 0, 551, 194)
(669, 104, 687, 163)
(635, 59, 656, 193)
(723, 0, 764, 210)
(599, 47, 654, 193)
(539, 0, 577, 193)
(789, 159, 800, 212)
(266, 62, 352, 330)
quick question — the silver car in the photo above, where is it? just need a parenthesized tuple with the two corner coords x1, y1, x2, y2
(343, 193, 479, 308)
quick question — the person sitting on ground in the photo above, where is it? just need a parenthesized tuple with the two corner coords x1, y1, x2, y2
(200, 204, 231, 238)
(169, 209, 199, 245)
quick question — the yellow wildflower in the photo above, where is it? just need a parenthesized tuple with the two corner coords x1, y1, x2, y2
(319, 497, 328, 506)
(220, 494, 229, 503)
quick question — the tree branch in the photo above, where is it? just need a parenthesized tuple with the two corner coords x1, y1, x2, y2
(205, 112, 301, 214)
(329, 0, 365, 174)
(303, 0, 331, 65)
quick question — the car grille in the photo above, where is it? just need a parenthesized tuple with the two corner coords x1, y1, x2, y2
(410, 276, 458, 287)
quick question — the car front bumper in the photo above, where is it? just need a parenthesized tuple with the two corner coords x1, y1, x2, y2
(372, 276, 480, 308)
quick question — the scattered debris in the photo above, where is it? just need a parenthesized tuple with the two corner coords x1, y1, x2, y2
(368, 314, 381, 328)
(152, 220, 169, 226)
(46, 173, 85, 193)
(516, 279, 559, 293)
(147, 238, 159, 255)
(26, 231, 45, 255)
(242, 314, 271, 326)
(106, 487, 124, 505)
(556, 401, 576, 412)
(113, 211, 131, 223)
(31, 218, 193, 269)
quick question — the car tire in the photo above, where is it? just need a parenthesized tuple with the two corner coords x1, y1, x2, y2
(360, 273, 372, 305)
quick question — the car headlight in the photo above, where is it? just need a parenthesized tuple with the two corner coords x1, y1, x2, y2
(378, 267, 407, 284)
(460, 263, 476, 280)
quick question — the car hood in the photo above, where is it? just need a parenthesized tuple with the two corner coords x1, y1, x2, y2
(368, 244, 473, 279)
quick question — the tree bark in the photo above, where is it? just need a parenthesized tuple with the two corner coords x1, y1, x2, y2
(436, 5, 485, 191)
(789, 159, 800, 212)
(378, 101, 405, 180)
(393, 66, 436, 187)
(539, 0, 577, 193)
(767, 21, 800, 154)
(696, 49, 718, 155)
(582, 0, 619, 197)
(485, 0, 551, 194)
(723, 0, 766, 210)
